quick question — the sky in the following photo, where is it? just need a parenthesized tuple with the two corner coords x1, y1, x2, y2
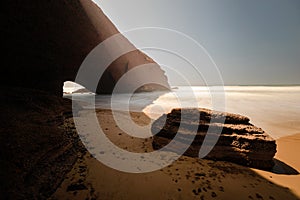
(94, 0, 300, 86)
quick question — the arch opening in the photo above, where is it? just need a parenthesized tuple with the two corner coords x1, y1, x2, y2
(63, 81, 91, 94)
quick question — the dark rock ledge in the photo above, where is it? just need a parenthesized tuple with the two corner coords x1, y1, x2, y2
(152, 108, 277, 170)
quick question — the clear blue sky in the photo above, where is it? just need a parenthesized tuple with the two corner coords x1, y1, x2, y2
(95, 0, 300, 86)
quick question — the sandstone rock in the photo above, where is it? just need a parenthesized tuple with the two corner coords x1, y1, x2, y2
(152, 108, 277, 170)
(2, 0, 169, 96)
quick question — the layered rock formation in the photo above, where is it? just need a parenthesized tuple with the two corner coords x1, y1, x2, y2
(2, 0, 169, 96)
(152, 108, 277, 170)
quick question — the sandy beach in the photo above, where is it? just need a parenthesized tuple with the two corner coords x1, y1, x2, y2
(49, 109, 300, 200)
(4, 0, 300, 199)
(254, 133, 300, 197)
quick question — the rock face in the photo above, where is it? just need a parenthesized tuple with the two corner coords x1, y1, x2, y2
(2, 0, 169, 96)
(0, 87, 85, 199)
(152, 108, 277, 170)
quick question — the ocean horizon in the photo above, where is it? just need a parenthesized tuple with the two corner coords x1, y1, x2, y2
(65, 85, 300, 139)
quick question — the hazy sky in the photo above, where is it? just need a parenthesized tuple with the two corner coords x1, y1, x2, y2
(95, 0, 300, 86)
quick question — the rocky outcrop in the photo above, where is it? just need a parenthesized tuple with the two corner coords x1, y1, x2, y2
(2, 0, 169, 96)
(0, 87, 85, 199)
(152, 108, 277, 170)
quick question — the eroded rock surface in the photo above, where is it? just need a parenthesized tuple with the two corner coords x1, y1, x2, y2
(152, 108, 277, 170)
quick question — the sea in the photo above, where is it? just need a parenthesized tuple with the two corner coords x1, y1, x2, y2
(64, 85, 300, 139)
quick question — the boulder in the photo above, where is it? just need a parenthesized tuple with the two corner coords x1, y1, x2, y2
(152, 108, 277, 170)
(2, 0, 169, 96)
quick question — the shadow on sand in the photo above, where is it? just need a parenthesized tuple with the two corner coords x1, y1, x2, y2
(271, 158, 299, 175)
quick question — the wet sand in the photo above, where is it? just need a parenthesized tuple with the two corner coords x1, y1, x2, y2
(49, 109, 300, 200)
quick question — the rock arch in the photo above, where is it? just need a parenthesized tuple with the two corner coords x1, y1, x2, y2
(2, 0, 169, 96)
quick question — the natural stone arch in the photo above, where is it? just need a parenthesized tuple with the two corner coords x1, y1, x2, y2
(3, 0, 169, 96)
